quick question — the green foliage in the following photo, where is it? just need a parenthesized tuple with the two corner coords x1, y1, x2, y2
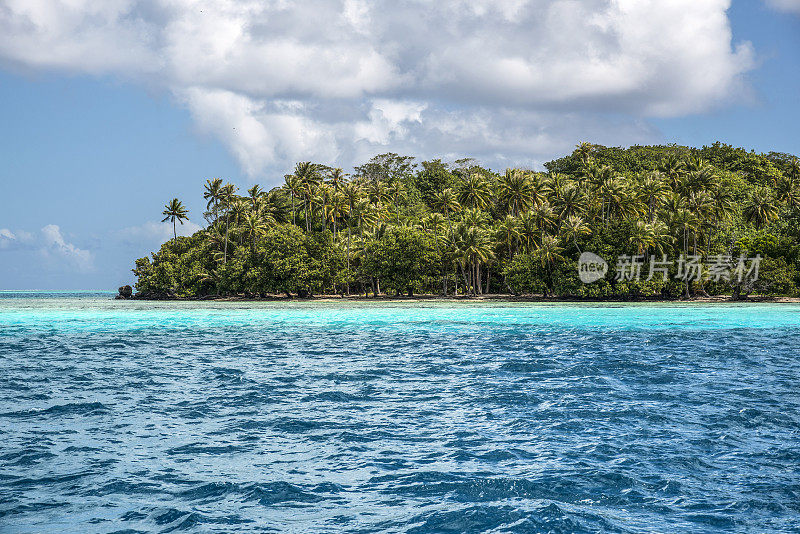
(132, 145, 800, 299)
(361, 226, 437, 295)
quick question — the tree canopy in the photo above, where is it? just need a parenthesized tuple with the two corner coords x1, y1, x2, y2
(132, 143, 800, 299)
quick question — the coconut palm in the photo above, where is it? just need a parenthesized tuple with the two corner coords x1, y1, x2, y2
(498, 169, 534, 216)
(494, 214, 520, 261)
(600, 177, 627, 223)
(529, 173, 551, 208)
(294, 161, 321, 231)
(743, 187, 779, 230)
(535, 234, 564, 297)
(242, 211, 268, 254)
(314, 183, 334, 232)
(658, 155, 685, 190)
(575, 142, 594, 169)
(638, 171, 671, 221)
(387, 180, 406, 207)
(247, 184, 264, 208)
(283, 173, 303, 226)
(561, 215, 591, 253)
(431, 188, 461, 227)
(460, 207, 490, 230)
(650, 220, 674, 256)
(365, 179, 387, 207)
(328, 168, 347, 192)
(328, 192, 350, 239)
(553, 182, 588, 221)
(532, 201, 556, 232)
(630, 220, 656, 256)
(203, 178, 223, 225)
(517, 210, 540, 254)
(162, 198, 189, 245)
(453, 224, 493, 295)
(219, 183, 237, 263)
(457, 172, 492, 210)
(584, 164, 614, 188)
(423, 213, 450, 294)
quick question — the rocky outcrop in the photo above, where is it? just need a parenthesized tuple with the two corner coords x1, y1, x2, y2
(116, 285, 133, 299)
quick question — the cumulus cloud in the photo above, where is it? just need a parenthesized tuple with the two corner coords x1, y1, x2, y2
(40, 224, 94, 272)
(0, 0, 755, 179)
(764, 0, 800, 14)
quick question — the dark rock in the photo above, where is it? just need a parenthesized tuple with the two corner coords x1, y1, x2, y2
(116, 285, 133, 299)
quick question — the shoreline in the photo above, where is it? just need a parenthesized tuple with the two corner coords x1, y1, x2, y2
(124, 293, 800, 304)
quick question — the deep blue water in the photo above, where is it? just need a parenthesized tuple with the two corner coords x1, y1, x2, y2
(2, 294, 800, 533)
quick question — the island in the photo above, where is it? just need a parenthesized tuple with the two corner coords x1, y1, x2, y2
(127, 142, 800, 301)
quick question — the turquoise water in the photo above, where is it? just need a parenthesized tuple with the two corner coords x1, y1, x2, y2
(2, 294, 800, 532)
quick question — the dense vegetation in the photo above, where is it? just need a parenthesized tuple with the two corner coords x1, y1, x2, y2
(133, 142, 800, 299)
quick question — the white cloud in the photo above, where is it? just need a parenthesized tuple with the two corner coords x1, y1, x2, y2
(0, 228, 15, 248)
(0, 0, 756, 179)
(765, 0, 800, 14)
(117, 219, 202, 246)
(40, 224, 94, 272)
(0, 228, 35, 249)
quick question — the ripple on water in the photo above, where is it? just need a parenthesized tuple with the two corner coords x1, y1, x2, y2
(2, 301, 800, 532)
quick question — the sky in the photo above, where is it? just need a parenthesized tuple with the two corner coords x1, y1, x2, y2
(0, 0, 798, 290)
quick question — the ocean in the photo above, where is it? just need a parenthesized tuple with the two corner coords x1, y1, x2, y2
(1, 293, 799, 532)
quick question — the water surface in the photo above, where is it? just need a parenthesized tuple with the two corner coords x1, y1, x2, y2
(2, 294, 799, 532)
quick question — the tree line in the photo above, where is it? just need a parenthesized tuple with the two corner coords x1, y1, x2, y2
(135, 142, 800, 299)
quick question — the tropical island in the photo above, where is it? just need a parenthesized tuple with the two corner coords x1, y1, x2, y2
(129, 142, 800, 301)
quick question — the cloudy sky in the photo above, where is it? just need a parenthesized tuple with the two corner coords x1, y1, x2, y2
(0, 0, 798, 289)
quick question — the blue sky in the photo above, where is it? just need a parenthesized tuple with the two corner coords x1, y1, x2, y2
(0, 0, 798, 290)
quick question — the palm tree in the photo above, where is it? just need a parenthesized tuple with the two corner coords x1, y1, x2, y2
(517, 210, 540, 254)
(575, 142, 594, 169)
(743, 187, 779, 230)
(328, 168, 347, 192)
(314, 183, 334, 232)
(499, 169, 534, 216)
(584, 164, 613, 189)
(432, 188, 461, 228)
(561, 215, 591, 253)
(260, 190, 288, 224)
(162, 198, 189, 245)
(532, 201, 556, 232)
(453, 224, 493, 295)
(283, 173, 303, 226)
(247, 184, 264, 210)
(650, 220, 674, 257)
(387, 180, 406, 207)
(638, 171, 670, 221)
(600, 177, 627, 223)
(457, 172, 492, 210)
(366, 180, 387, 207)
(553, 182, 588, 221)
(242, 211, 268, 255)
(536, 234, 564, 297)
(630, 220, 656, 256)
(424, 213, 449, 295)
(494, 214, 520, 261)
(294, 162, 321, 231)
(529, 173, 551, 208)
(220, 183, 237, 263)
(658, 155, 684, 190)
(329, 192, 350, 239)
(203, 178, 223, 225)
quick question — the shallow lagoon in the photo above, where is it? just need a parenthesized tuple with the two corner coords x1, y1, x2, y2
(2, 294, 799, 532)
